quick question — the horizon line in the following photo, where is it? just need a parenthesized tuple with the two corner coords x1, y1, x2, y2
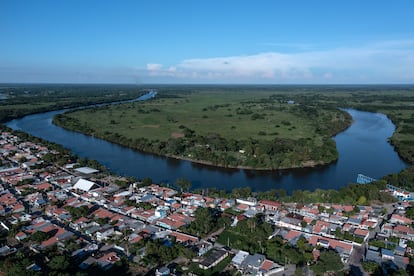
(1, 82, 414, 86)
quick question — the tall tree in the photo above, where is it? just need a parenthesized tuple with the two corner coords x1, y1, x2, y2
(176, 177, 191, 192)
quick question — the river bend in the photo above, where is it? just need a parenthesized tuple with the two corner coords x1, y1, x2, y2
(6, 107, 408, 193)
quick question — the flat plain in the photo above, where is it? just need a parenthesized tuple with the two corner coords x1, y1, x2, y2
(53, 86, 353, 169)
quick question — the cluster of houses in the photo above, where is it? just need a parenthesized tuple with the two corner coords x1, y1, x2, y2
(231, 251, 284, 275)
(0, 131, 413, 274)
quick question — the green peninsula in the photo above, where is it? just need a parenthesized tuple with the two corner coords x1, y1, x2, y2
(53, 87, 351, 170)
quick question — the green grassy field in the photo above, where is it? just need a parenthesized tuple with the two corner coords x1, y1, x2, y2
(54, 87, 352, 169)
(64, 91, 322, 141)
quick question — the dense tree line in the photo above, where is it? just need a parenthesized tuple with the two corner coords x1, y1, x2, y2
(193, 180, 395, 205)
(0, 84, 147, 122)
(384, 165, 414, 191)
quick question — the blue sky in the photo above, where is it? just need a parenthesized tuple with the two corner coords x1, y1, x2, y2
(1, 1, 414, 84)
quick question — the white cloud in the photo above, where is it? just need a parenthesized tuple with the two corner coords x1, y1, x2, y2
(144, 40, 414, 83)
(146, 63, 163, 71)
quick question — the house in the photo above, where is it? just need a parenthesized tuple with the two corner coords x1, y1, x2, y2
(381, 223, 394, 236)
(394, 246, 406, 257)
(129, 234, 143, 244)
(381, 248, 394, 261)
(15, 231, 28, 241)
(347, 217, 362, 226)
(259, 200, 281, 212)
(232, 250, 249, 268)
(283, 230, 302, 245)
(275, 216, 302, 231)
(126, 220, 146, 233)
(11, 203, 25, 213)
(259, 259, 284, 276)
(69, 217, 90, 231)
(362, 219, 378, 229)
(132, 209, 156, 222)
(343, 205, 354, 213)
(0, 245, 16, 257)
(236, 198, 257, 207)
(35, 182, 53, 191)
(79, 256, 97, 270)
(96, 225, 115, 242)
(235, 203, 250, 212)
(96, 252, 120, 270)
(394, 255, 410, 270)
(366, 246, 381, 264)
(139, 194, 157, 203)
(390, 214, 413, 225)
(73, 178, 97, 192)
(393, 224, 414, 241)
(199, 248, 228, 270)
(240, 253, 266, 273)
(194, 241, 213, 256)
(354, 228, 369, 242)
(92, 208, 116, 220)
(154, 206, 168, 218)
(40, 226, 74, 248)
(308, 235, 353, 259)
(74, 167, 99, 175)
(72, 244, 98, 259)
(170, 231, 198, 244)
(155, 266, 170, 276)
(85, 226, 101, 236)
(157, 216, 186, 230)
(219, 199, 235, 211)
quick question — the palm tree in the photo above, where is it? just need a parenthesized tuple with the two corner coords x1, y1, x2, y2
(247, 218, 256, 233)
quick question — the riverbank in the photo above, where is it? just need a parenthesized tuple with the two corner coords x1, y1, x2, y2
(152, 152, 331, 171)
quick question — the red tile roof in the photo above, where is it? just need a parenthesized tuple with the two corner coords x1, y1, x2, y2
(285, 230, 302, 240)
(92, 208, 115, 219)
(98, 252, 119, 263)
(391, 214, 413, 224)
(259, 200, 281, 208)
(170, 231, 198, 243)
(354, 228, 369, 237)
(36, 182, 52, 191)
(260, 259, 274, 271)
(308, 235, 353, 252)
(130, 235, 143, 244)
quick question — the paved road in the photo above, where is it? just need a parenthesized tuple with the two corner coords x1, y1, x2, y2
(349, 245, 367, 276)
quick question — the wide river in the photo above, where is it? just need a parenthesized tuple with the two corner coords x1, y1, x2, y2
(6, 106, 408, 193)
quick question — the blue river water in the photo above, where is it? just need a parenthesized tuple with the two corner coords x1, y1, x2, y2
(6, 101, 408, 193)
